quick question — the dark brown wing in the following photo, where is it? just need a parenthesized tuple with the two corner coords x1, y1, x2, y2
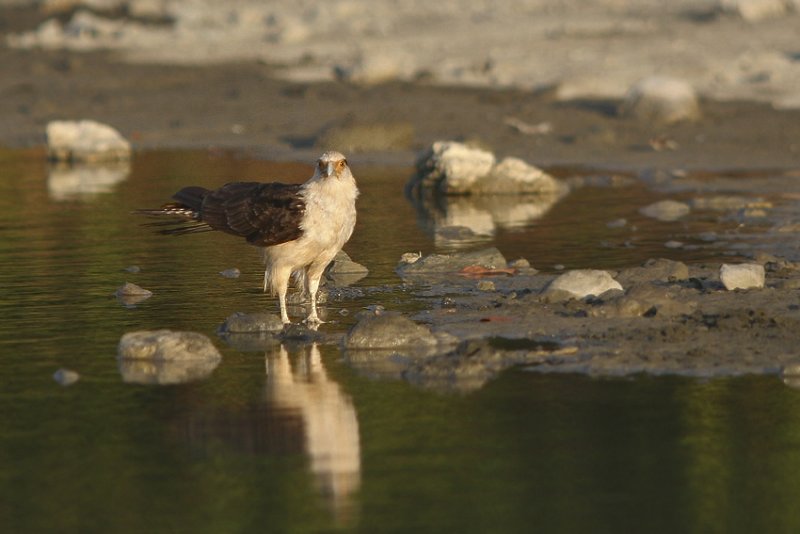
(197, 182, 305, 246)
(138, 182, 306, 246)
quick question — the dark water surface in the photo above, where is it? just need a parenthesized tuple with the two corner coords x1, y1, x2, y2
(2, 148, 799, 533)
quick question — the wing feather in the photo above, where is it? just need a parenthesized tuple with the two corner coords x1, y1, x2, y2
(198, 182, 305, 246)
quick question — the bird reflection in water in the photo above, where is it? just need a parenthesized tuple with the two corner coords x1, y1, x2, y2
(266, 343, 361, 523)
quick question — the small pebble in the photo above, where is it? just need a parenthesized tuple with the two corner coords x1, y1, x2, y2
(115, 282, 153, 297)
(53, 368, 80, 386)
(220, 267, 241, 279)
(665, 240, 684, 249)
(554, 264, 565, 271)
(606, 218, 627, 229)
(124, 265, 141, 273)
(477, 280, 496, 291)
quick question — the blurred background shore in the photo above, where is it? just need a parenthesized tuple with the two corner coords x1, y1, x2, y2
(1, 0, 799, 169)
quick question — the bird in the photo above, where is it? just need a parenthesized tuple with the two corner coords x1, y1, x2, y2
(139, 151, 359, 324)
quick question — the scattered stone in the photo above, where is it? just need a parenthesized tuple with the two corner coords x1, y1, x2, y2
(343, 312, 438, 349)
(619, 76, 700, 124)
(46, 120, 131, 163)
(115, 282, 152, 296)
(476, 280, 496, 291)
(397, 247, 507, 278)
(616, 258, 690, 286)
(639, 200, 691, 222)
(542, 269, 623, 301)
(606, 218, 627, 229)
(53, 368, 80, 386)
(508, 258, 533, 270)
(399, 252, 422, 265)
(665, 240, 684, 249)
(117, 330, 222, 362)
(720, 263, 765, 290)
(123, 265, 141, 273)
(325, 250, 368, 286)
(219, 267, 240, 279)
(218, 312, 284, 334)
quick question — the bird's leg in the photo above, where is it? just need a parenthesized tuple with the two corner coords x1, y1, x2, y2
(271, 265, 292, 324)
(303, 266, 326, 325)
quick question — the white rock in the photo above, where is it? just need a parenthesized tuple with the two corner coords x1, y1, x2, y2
(417, 141, 496, 194)
(719, 0, 787, 22)
(481, 157, 568, 195)
(46, 120, 131, 162)
(413, 141, 567, 196)
(720, 263, 765, 290)
(639, 200, 691, 222)
(543, 270, 623, 299)
(619, 76, 700, 124)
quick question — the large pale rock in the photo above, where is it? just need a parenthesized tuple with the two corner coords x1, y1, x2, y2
(543, 270, 623, 300)
(117, 329, 222, 362)
(344, 313, 438, 349)
(117, 330, 222, 384)
(415, 141, 496, 194)
(46, 120, 131, 162)
(619, 77, 700, 124)
(412, 141, 567, 196)
(720, 263, 765, 290)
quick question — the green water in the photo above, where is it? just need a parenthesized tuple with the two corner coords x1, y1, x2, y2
(2, 148, 798, 533)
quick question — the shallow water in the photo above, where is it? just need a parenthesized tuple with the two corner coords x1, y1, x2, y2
(2, 148, 800, 532)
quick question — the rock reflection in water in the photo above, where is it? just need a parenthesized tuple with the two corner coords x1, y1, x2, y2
(266, 343, 361, 522)
(117, 357, 221, 385)
(47, 161, 130, 200)
(409, 191, 566, 247)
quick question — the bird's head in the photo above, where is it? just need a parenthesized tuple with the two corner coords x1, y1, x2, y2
(316, 151, 350, 180)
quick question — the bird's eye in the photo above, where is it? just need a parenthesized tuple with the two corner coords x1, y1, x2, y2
(318, 160, 325, 169)
(338, 160, 347, 169)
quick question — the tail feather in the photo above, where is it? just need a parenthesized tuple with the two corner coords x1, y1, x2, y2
(135, 186, 212, 236)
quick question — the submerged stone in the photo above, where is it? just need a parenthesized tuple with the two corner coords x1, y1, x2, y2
(396, 247, 508, 277)
(344, 312, 438, 350)
(53, 368, 80, 386)
(117, 329, 222, 362)
(115, 282, 152, 297)
(218, 312, 284, 334)
(117, 330, 222, 385)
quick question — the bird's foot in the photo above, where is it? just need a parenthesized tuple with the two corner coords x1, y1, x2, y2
(303, 315, 325, 326)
